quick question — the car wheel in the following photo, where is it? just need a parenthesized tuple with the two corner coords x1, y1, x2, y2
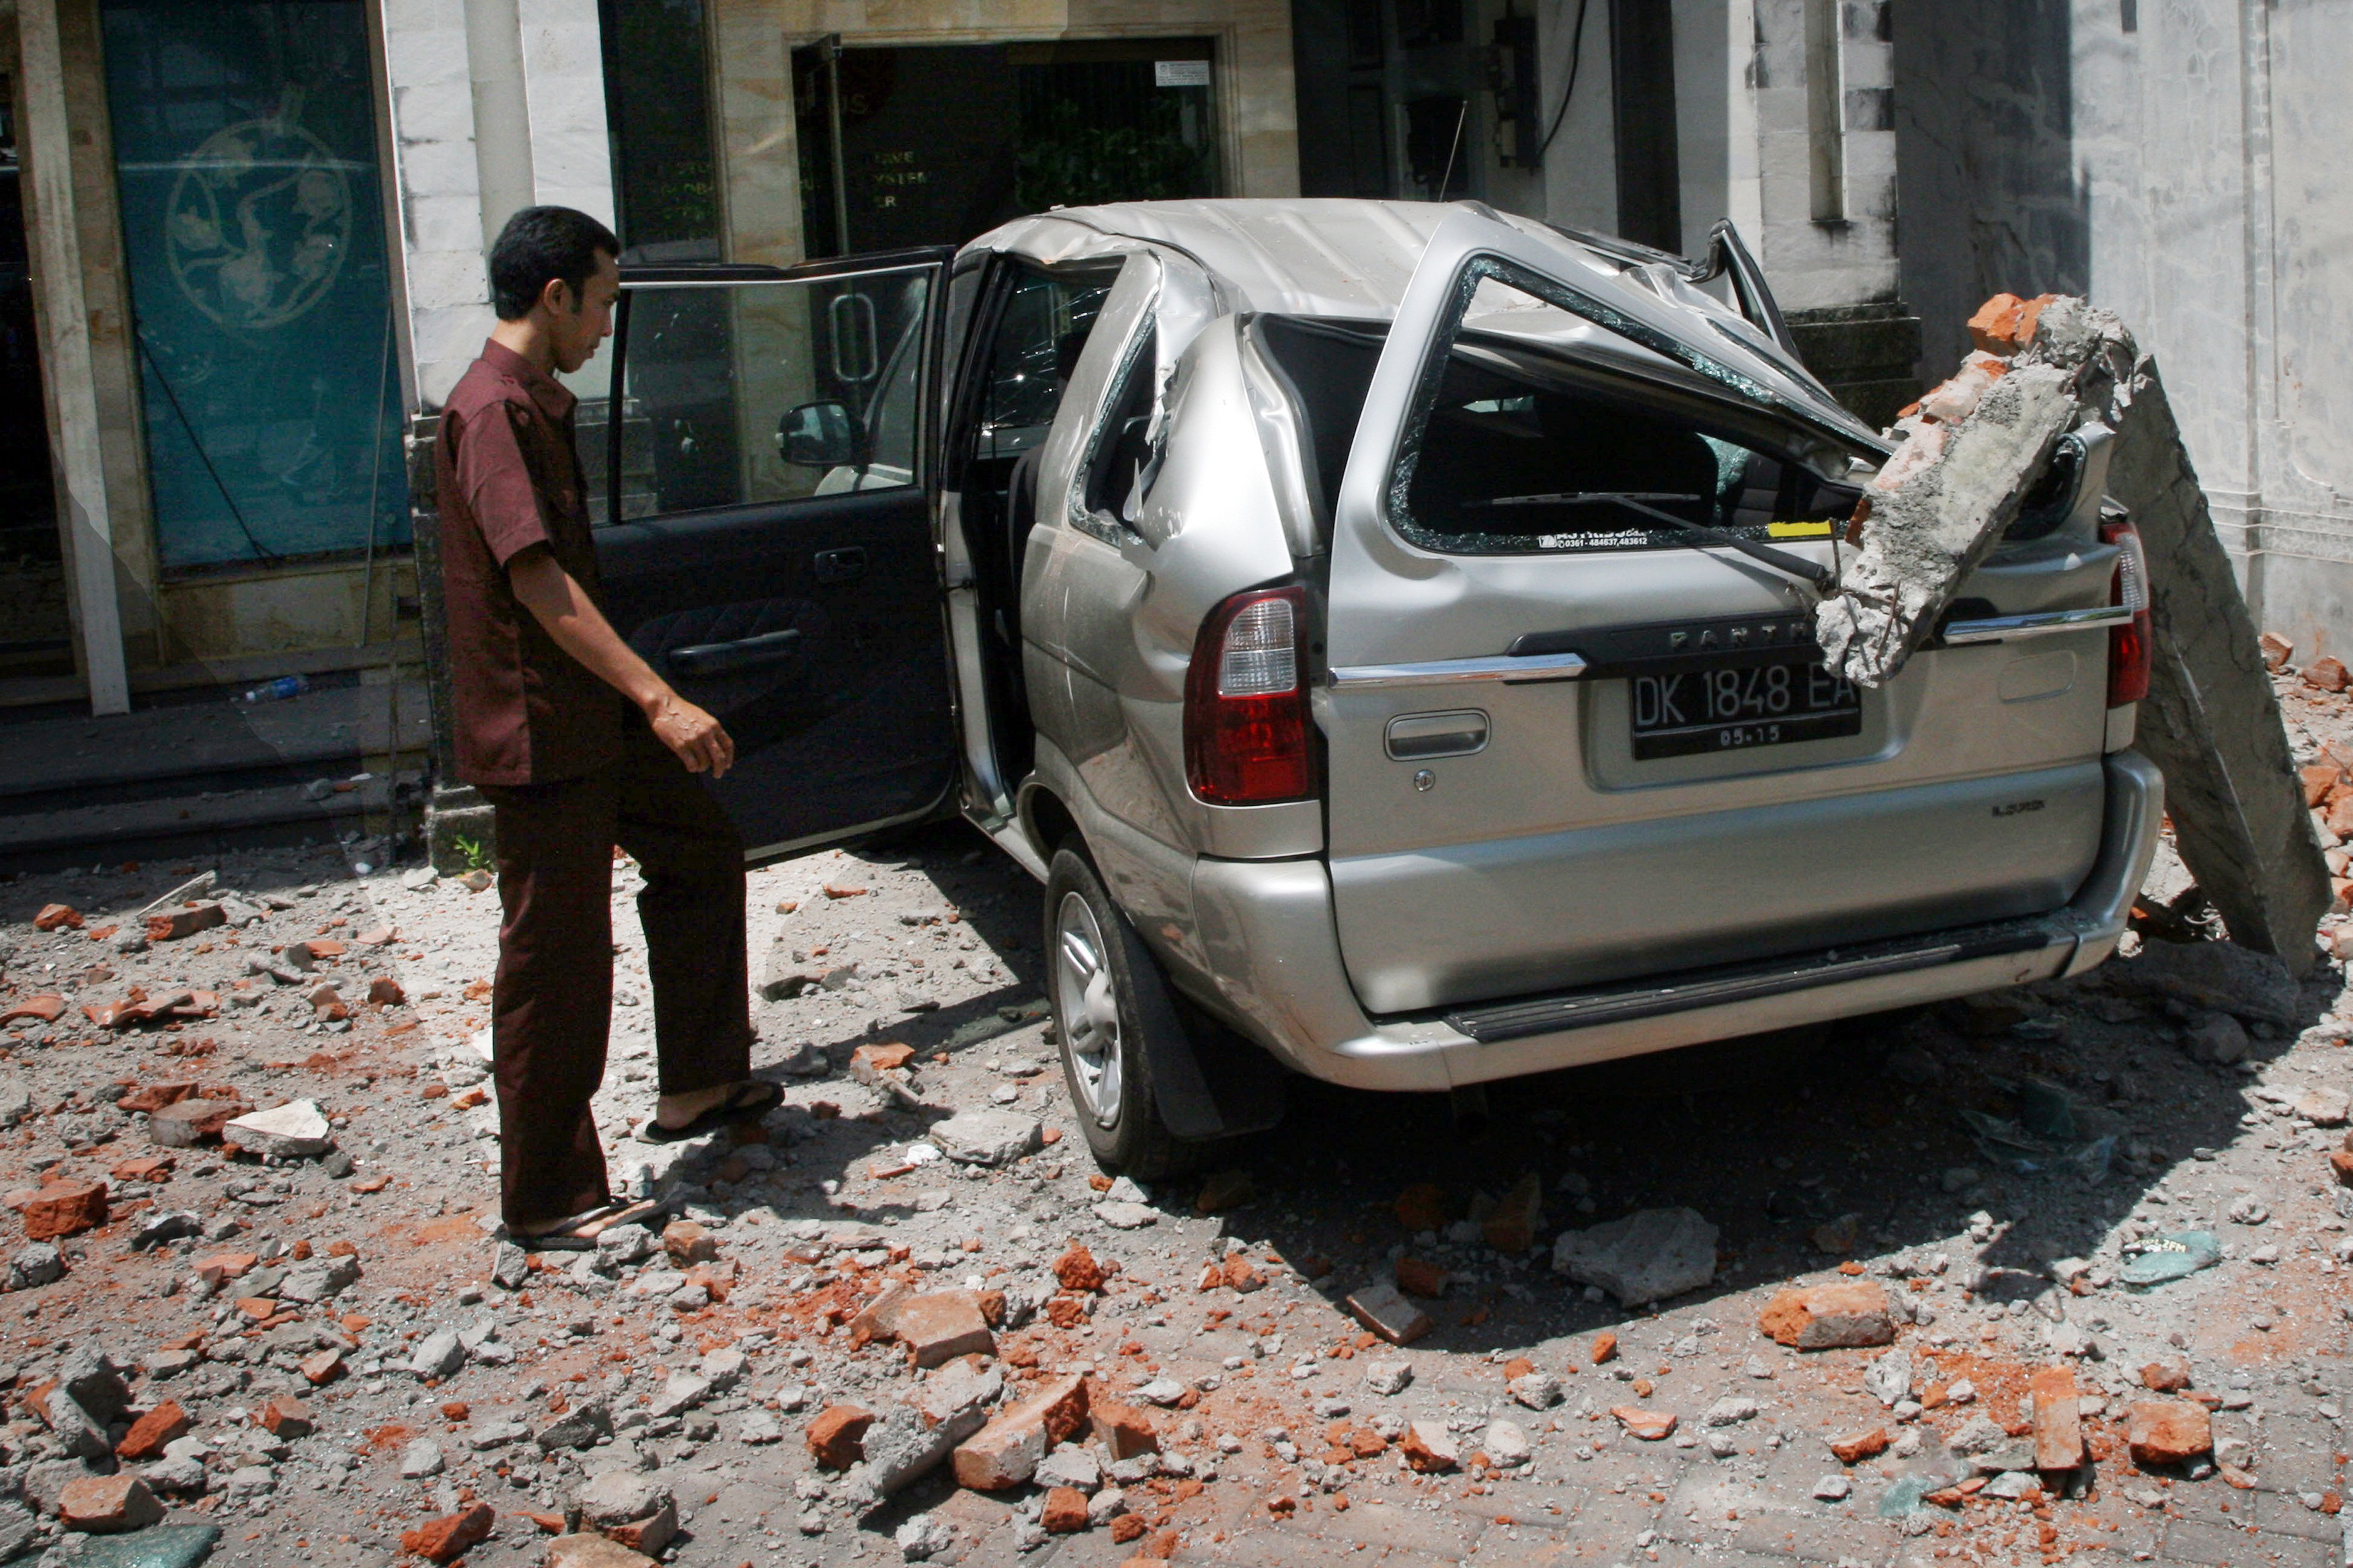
(1043, 843, 1201, 1179)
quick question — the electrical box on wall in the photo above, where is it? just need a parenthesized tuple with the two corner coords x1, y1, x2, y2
(1488, 13, 1539, 166)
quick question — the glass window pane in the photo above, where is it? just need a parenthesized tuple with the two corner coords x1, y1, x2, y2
(619, 267, 930, 518)
(1394, 275, 1861, 554)
(99, 0, 407, 571)
(975, 267, 1113, 462)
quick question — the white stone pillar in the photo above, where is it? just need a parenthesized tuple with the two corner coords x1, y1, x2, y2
(17, 0, 128, 715)
(378, 0, 614, 409)
(518, 0, 616, 227)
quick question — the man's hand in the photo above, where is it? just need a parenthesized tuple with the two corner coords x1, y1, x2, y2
(506, 546, 737, 778)
(645, 691, 735, 778)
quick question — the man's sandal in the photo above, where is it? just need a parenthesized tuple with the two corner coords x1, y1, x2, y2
(509, 1197, 660, 1250)
(633, 1079, 782, 1145)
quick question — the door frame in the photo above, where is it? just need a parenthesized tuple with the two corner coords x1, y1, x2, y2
(595, 246, 967, 864)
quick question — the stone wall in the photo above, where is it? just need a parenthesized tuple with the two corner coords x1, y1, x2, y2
(1892, 0, 2353, 659)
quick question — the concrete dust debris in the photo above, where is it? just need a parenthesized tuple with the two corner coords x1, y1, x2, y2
(1550, 1206, 1717, 1304)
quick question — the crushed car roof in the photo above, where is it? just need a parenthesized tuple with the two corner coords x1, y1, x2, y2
(969, 199, 1880, 449)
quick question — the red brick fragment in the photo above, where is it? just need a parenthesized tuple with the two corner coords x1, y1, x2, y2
(1041, 1487, 1090, 1532)
(400, 1502, 495, 1564)
(22, 1180, 108, 1241)
(1054, 1244, 1106, 1293)
(1589, 1332, 1618, 1365)
(146, 903, 225, 942)
(806, 1404, 873, 1469)
(2029, 1366, 2082, 1471)
(57, 1474, 162, 1534)
(1394, 1183, 1447, 1232)
(1831, 1428, 1890, 1464)
(0, 995, 65, 1026)
(2128, 1401, 2212, 1466)
(1611, 1406, 1677, 1442)
(2308, 657, 2352, 694)
(261, 1394, 313, 1437)
(117, 1081, 198, 1115)
(34, 905, 83, 932)
(953, 1373, 1088, 1489)
(1757, 1282, 1894, 1350)
(1394, 1257, 1448, 1298)
(1090, 1395, 1158, 1458)
(114, 1400, 192, 1460)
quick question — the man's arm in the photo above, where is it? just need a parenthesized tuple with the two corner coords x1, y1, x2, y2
(506, 545, 735, 778)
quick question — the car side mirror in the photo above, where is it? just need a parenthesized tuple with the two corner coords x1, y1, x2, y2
(777, 400, 859, 467)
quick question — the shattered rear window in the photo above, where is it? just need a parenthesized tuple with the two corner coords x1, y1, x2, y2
(1398, 335, 1863, 555)
(1257, 297, 1865, 556)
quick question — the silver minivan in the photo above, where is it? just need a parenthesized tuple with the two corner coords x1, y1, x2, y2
(576, 200, 2162, 1174)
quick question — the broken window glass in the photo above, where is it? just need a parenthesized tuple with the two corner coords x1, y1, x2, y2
(1390, 274, 1864, 556)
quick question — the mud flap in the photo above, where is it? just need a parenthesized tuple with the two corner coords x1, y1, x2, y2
(1107, 901, 1288, 1141)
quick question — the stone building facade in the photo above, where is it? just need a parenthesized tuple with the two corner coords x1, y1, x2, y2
(2, 0, 2343, 720)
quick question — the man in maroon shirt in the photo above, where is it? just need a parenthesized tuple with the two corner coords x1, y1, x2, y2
(437, 206, 777, 1243)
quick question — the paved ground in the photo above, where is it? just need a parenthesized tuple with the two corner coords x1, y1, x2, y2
(0, 677, 2347, 1568)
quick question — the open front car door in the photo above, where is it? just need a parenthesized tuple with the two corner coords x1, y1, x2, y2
(575, 250, 957, 858)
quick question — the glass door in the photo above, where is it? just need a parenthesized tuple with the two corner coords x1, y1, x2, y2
(98, 0, 407, 572)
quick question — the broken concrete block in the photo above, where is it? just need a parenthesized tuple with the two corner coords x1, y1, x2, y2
(1814, 345, 2083, 687)
(2096, 342, 2332, 972)
(852, 1396, 990, 1499)
(575, 1471, 673, 1536)
(1346, 1282, 1433, 1345)
(547, 1536, 660, 1568)
(2116, 938, 2301, 1026)
(1550, 1206, 1718, 1305)
(952, 1373, 1088, 1489)
(928, 1109, 1039, 1166)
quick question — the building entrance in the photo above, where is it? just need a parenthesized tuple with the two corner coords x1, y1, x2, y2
(792, 38, 1222, 258)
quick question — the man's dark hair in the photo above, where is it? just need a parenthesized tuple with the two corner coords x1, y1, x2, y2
(488, 206, 621, 321)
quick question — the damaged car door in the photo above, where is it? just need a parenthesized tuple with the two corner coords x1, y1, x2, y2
(583, 253, 957, 858)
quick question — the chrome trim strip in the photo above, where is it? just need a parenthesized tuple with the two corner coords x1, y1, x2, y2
(1942, 605, 2132, 645)
(1327, 651, 1589, 691)
(1445, 919, 2063, 1043)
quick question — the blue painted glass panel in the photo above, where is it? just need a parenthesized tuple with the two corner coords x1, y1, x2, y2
(99, 0, 407, 571)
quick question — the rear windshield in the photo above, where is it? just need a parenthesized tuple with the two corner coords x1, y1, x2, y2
(1255, 312, 1863, 555)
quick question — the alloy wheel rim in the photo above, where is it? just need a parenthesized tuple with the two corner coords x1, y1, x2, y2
(1053, 891, 1123, 1128)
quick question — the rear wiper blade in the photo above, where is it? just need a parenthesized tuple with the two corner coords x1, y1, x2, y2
(1472, 491, 1835, 593)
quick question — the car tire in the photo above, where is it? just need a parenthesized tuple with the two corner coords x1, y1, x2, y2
(1043, 842, 1206, 1180)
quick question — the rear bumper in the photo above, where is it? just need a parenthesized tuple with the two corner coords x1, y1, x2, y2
(1188, 749, 2164, 1091)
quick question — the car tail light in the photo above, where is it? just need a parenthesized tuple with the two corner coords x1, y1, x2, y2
(1185, 586, 1314, 804)
(2102, 517, 2152, 707)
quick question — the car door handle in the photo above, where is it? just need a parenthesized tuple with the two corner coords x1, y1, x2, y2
(814, 546, 867, 584)
(667, 627, 803, 678)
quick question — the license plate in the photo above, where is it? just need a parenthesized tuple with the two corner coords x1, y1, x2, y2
(1630, 658, 1860, 759)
